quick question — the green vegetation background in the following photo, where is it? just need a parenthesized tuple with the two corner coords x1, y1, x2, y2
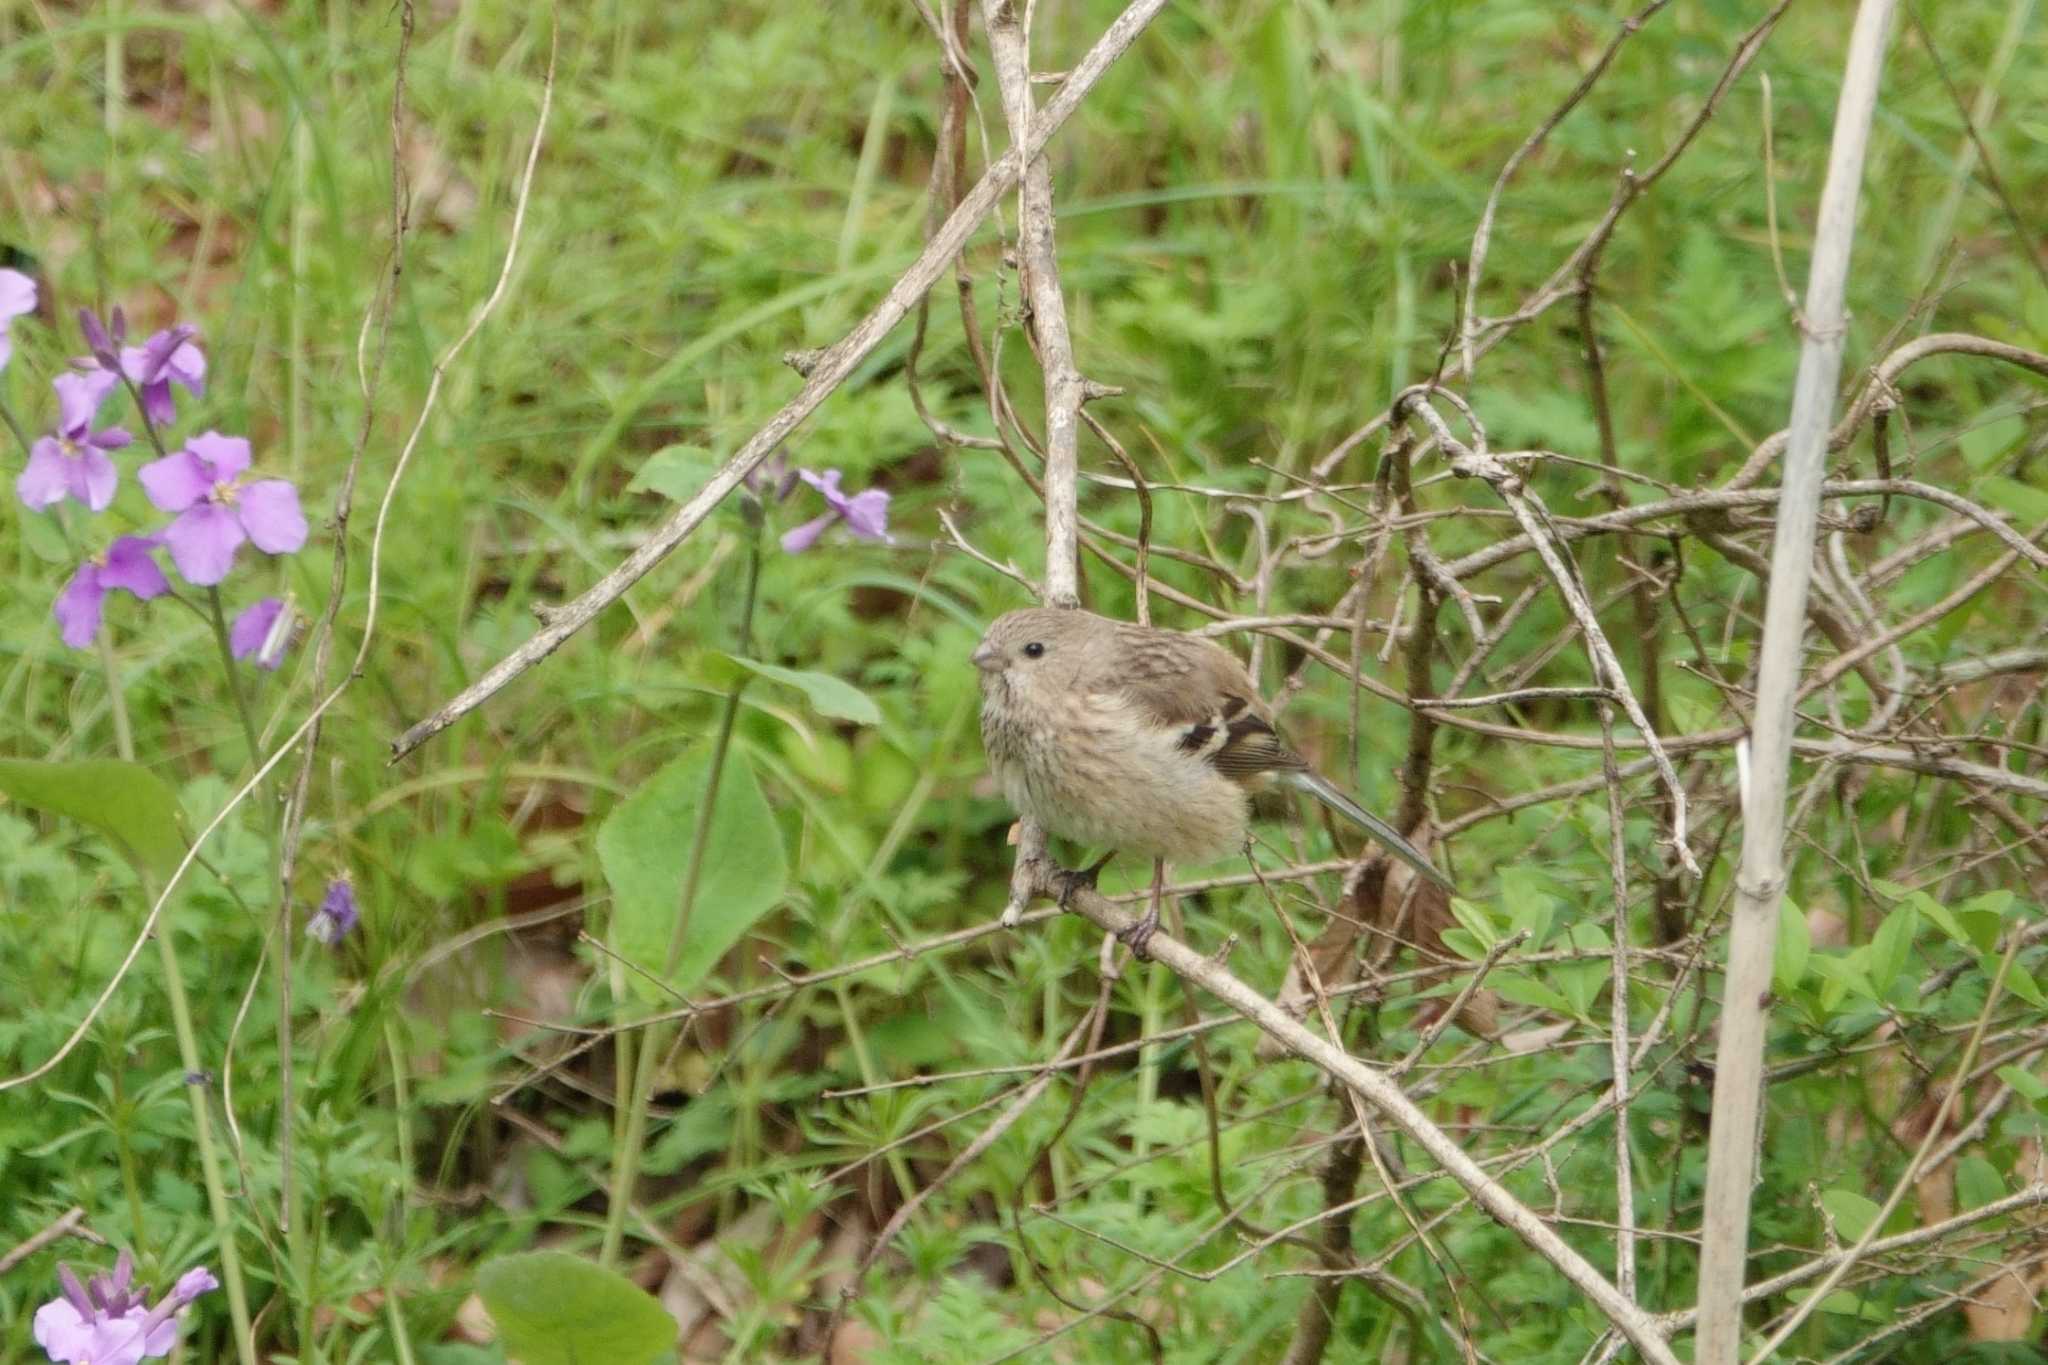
(2, 1, 2045, 1361)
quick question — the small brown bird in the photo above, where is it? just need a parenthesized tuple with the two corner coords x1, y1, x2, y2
(974, 606, 1454, 954)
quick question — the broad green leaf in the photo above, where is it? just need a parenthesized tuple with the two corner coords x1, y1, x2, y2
(476, 1251, 674, 1365)
(1448, 897, 1499, 950)
(1868, 904, 1916, 996)
(1774, 898, 1810, 995)
(1999, 1066, 2048, 1104)
(1490, 972, 1576, 1018)
(1956, 1155, 2006, 1212)
(0, 759, 185, 884)
(1439, 927, 1487, 962)
(598, 751, 788, 1002)
(1820, 1188, 1880, 1241)
(626, 444, 717, 503)
(725, 657, 882, 726)
(1808, 954, 1876, 1011)
(1916, 894, 1969, 948)
(2000, 961, 2047, 1009)
(1499, 865, 1554, 950)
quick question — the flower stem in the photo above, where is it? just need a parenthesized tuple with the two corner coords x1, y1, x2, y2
(96, 639, 258, 1364)
(599, 529, 763, 1268)
(206, 587, 263, 770)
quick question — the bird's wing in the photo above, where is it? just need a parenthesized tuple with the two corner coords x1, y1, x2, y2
(1097, 627, 1306, 783)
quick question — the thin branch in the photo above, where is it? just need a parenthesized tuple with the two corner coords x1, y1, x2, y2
(1694, 5, 1898, 1358)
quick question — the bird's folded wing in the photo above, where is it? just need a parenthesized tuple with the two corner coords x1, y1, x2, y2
(1095, 630, 1307, 784)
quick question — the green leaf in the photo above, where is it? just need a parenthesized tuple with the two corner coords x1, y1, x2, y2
(1447, 897, 1499, 951)
(1868, 904, 1916, 996)
(1490, 971, 1576, 1018)
(1956, 1155, 2007, 1212)
(725, 657, 882, 726)
(598, 750, 788, 1002)
(1999, 1066, 2048, 1104)
(2000, 961, 2047, 1009)
(0, 758, 186, 884)
(475, 1251, 675, 1365)
(1774, 898, 1810, 995)
(626, 444, 717, 503)
(1499, 866, 1554, 950)
(1819, 1188, 1881, 1241)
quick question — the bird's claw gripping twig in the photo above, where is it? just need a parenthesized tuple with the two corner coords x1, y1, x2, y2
(1115, 906, 1160, 961)
(1052, 852, 1115, 911)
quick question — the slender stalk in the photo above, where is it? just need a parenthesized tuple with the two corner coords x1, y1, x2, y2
(97, 642, 258, 1363)
(202, 584, 309, 1355)
(600, 529, 763, 1266)
(205, 588, 263, 770)
(1693, 4, 1897, 1360)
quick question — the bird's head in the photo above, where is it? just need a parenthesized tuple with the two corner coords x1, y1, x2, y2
(972, 607, 1105, 699)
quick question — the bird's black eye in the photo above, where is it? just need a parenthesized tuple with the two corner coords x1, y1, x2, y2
(1022, 641, 1046, 659)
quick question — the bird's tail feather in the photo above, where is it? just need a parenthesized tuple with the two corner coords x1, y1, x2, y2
(1283, 769, 1456, 893)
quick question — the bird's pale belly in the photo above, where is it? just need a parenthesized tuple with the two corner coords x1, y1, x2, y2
(981, 694, 1248, 864)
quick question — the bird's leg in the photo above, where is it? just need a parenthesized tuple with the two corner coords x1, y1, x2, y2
(1116, 857, 1166, 961)
(1054, 851, 1116, 911)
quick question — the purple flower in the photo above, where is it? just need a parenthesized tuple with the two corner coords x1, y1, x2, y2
(0, 268, 35, 372)
(138, 432, 307, 585)
(743, 450, 800, 504)
(77, 307, 128, 372)
(54, 536, 171, 649)
(17, 370, 133, 512)
(780, 468, 892, 554)
(229, 596, 292, 670)
(32, 1252, 217, 1365)
(120, 325, 206, 426)
(308, 878, 359, 946)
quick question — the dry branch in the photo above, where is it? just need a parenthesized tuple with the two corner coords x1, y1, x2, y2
(1693, 3, 1898, 1358)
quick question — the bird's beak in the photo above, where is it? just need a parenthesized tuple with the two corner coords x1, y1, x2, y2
(971, 642, 1003, 673)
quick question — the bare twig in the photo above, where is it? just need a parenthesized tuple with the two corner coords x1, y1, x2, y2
(1694, 5, 1898, 1358)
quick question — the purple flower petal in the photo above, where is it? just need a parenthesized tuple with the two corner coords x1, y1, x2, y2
(17, 437, 72, 509)
(32, 1298, 93, 1362)
(78, 307, 126, 369)
(230, 598, 285, 666)
(70, 446, 119, 512)
(138, 451, 214, 512)
(839, 488, 892, 542)
(237, 479, 307, 555)
(53, 369, 119, 436)
(171, 1268, 219, 1303)
(54, 565, 108, 648)
(0, 267, 34, 322)
(779, 513, 837, 554)
(163, 503, 247, 585)
(101, 537, 170, 599)
(137, 380, 176, 427)
(309, 878, 360, 945)
(0, 331, 11, 373)
(797, 467, 852, 515)
(184, 431, 250, 483)
(87, 426, 134, 452)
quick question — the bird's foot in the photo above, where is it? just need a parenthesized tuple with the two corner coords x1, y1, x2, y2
(1116, 904, 1161, 962)
(1052, 852, 1116, 911)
